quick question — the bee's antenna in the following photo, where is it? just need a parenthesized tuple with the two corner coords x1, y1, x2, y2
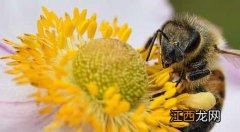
(146, 29, 169, 61)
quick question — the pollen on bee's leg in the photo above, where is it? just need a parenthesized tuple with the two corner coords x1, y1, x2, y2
(181, 92, 216, 110)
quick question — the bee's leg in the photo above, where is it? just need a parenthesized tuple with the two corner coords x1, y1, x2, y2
(181, 70, 225, 132)
(175, 67, 185, 87)
(186, 69, 211, 81)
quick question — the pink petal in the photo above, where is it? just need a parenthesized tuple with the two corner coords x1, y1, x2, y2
(0, 42, 15, 56)
(0, 100, 53, 132)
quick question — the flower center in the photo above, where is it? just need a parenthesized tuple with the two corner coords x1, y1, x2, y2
(72, 38, 148, 106)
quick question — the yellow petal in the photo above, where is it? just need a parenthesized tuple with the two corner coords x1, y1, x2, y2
(78, 20, 89, 36)
(155, 128, 168, 132)
(135, 122, 149, 132)
(162, 82, 175, 91)
(120, 28, 132, 42)
(144, 115, 159, 127)
(164, 98, 177, 108)
(155, 73, 170, 87)
(87, 21, 97, 39)
(150, 96, 165, 109)
(164, 88, 176, 98)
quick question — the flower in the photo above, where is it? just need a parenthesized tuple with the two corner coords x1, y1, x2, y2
(1, 7, 217, 132)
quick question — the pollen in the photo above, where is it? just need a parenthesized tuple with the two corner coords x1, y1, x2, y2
(86, 82, 98, 97)
(72, 39, 147, 105)
(103, 87, 131, 116)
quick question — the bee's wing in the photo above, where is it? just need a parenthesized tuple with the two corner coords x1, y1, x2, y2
(217, 48, 240, 68)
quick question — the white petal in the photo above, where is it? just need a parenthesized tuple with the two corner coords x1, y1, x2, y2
(0, 101, 52, 132)
(0, 59, 36, 101)
(0, 42, 35, 101)
(212, 57, 240, 131)
(0, 1, 173, 131)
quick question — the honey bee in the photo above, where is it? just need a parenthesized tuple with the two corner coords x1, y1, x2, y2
(145, 13, 240, 88)
(144, 13, 240, 132)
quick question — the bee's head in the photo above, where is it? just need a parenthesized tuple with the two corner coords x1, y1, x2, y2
(160, 21, 201, 68)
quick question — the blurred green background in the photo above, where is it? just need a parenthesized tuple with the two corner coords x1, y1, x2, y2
(171, 0, 240, 49)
